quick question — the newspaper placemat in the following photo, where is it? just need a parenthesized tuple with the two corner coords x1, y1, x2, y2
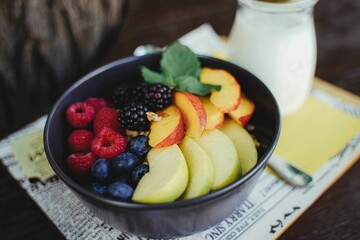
(1, 24, 360, 240)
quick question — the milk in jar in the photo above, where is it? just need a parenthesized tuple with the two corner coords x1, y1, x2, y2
(228, 0, 318, 116)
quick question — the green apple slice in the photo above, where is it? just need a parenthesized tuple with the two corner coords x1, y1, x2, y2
(220, 118, 258, 175)
(193, 129, 241, 190)
(179, 136, 215, 199)
(132, 144, 189, 203)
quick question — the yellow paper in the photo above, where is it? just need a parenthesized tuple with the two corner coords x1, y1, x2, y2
(11, 129, 55, 180)
(275, 96, 360, 174)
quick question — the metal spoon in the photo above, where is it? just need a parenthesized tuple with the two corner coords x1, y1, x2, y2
(268, 155, 312, 187)
(133, 44, 162, 56)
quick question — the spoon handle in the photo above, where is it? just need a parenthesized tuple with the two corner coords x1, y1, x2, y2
(268, 154, 313, 187)
(133, 45, 162, 56)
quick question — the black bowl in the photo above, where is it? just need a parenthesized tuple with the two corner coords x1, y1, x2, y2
(44, 53, 281, 238)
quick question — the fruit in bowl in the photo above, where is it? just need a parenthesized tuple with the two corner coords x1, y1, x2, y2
(44, 42, 281, 238)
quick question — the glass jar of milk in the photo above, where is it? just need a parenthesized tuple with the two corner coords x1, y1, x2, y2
(228, 0, 318, 116)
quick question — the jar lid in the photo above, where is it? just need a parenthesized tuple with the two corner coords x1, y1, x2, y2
(238, 0, 318, 13)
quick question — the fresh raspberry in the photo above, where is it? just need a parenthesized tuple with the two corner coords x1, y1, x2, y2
(91, 127, 126, 159)
(93, 107, 122, 134)
(68, 129, 94, 152)
(86, 97, 109, 113)
(66, 152, 97, 178)
(66, 102, 95, 128)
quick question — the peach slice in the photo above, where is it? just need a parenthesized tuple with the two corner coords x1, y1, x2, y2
(228, 94, 255, 126)
(200, 97, 224, 130)
(199, 67, 241, 113)
(173, 92, 206, 137)
(148, 105, 185, 148)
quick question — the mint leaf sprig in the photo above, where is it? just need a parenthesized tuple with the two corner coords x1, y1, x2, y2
(140, 41, 220, 96)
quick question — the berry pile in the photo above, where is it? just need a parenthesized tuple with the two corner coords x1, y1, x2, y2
(64, 82, 168, 201)
(88, 136, 151, 201)
(112, 82, 173, 132)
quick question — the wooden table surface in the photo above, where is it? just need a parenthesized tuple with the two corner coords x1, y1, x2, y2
(1, 0, 359, 239)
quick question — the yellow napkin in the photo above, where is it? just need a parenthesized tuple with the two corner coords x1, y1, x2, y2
(275, 96, 360, 174)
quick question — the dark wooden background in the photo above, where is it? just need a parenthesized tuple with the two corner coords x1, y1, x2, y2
(1, 0, 360, 239)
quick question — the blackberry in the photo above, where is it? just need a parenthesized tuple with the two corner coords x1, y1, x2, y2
(144, 83, 173, 111)
(119, 102, 150, 131)
(111, 83, 130, 108)
(131, 82, 148, 103)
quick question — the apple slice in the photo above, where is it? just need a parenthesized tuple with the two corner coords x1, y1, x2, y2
(199, 67, 241, 113)
(148, 105, 185, 148)
(220, 118, 258, 175)
(228, 94, 255, 126)
(193, 129, 241, 190)
(132, 144, 189, 203)
(179, 136, 215, 199)
(200, 97, 224, 130)
(173, 92, 206, 137)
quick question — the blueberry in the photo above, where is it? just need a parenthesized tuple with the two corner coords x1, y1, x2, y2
(91, 158, 112, 182)
(107, 181, 134, 201)
(131, 163, 149, 184)
(127, 135, 151, 157)
(90, 182, 107, 195)
(113, 152, 140, 174)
